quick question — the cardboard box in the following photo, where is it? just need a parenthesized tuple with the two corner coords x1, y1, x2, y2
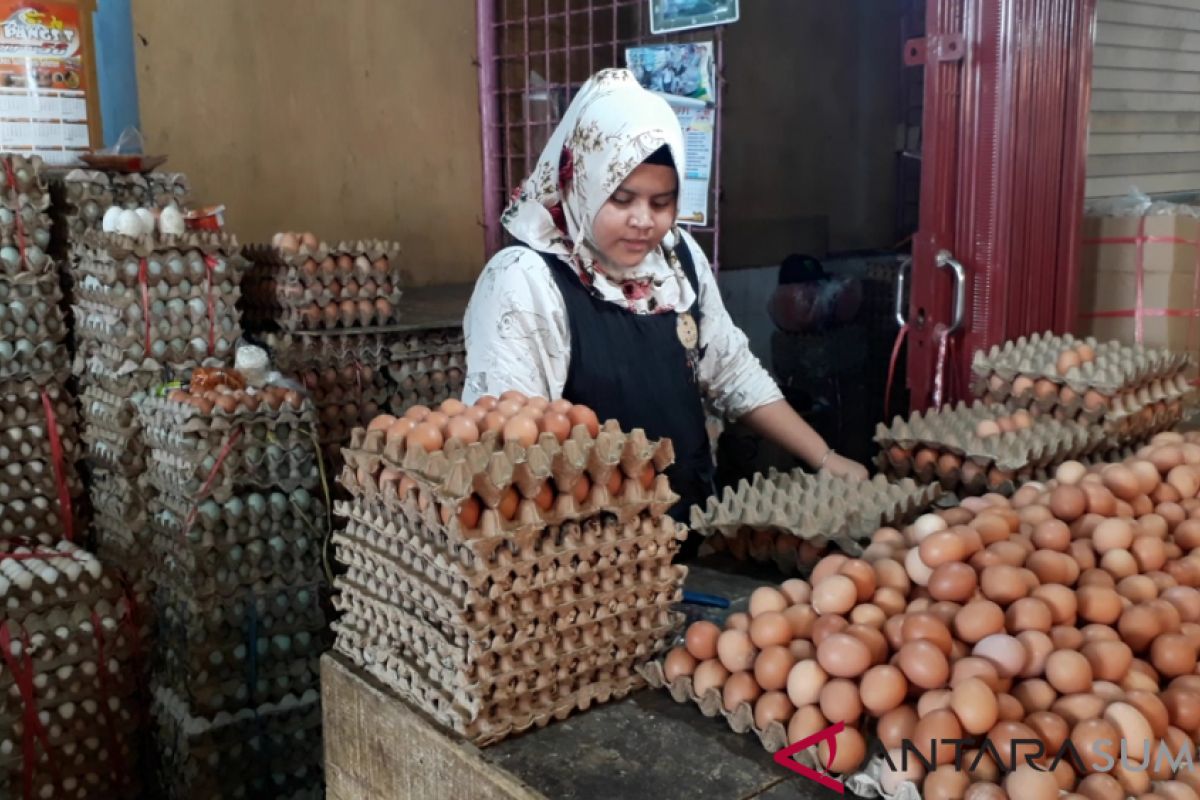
(1078, 214, 1200, 359)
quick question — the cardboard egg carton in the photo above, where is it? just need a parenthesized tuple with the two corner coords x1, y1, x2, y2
(152, 660, 322, 719)
(386, 352, 466, 396)
(332, 629, 645, 746)
(154, 578, 325, 645)
(0, 409, 79, 466)
(345, 419, 675, 507)
(136, 391, 315, 433)
(339, 498, 681, 594)
(47, 168, 115, 243)
(0, 539, 122, 612)
(0, 498, 68, 541)
(77, 230, 242, 262)
(0, 733, 141, 800)
(875, 400, 1109, 470)
(262, 327, 465, 371)
(73, 253, 242, 303)
(0, 272, 63, 324)
(243, 238, 402, 275)
(110, 171, 191, 210)
(157, 488, 325, 538)
(241, 277, 403, 314)
(0, 212, 54, 274)
(0, 380, 73, 430)
(0, 457, 82, 504)
(689, 470, 941, 552)
(972, 331, 1193, 394)
(149, 686, 322, 799)
(150, 536, 323, 598)
(0, 153, 50, 205)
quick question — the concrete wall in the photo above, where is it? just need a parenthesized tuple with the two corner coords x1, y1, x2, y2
(720, 1, 901, 267)
(131, 0, 484, 285)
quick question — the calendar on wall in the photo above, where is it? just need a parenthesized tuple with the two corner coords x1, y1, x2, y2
(0, 1, 99, 164)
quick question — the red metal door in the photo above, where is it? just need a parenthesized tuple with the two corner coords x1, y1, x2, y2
(903, 0, 1097, 411)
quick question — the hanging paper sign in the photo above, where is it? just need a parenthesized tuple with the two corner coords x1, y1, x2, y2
(0, 1, 99, 164)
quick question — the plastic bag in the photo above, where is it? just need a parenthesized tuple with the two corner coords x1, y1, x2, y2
(1085, 186, 1200, 218)
(97, 126, 145, 156)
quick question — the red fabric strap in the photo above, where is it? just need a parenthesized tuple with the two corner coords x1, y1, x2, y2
(39, 390, 74, 542)
(182, 427, 243, 529)
(137, 258, 152, 357)
(0, 624, 48, 800)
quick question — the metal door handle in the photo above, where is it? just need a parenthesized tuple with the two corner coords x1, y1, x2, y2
(895, 257, 911, 327)
(935, 250, 966, 335)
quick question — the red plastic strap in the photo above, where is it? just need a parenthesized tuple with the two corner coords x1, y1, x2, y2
(0, 624, 48, 800)
(202, 255, 218, 356)
(113, 573, 147, 729)
(0, 550, 78, 561)
(90, 611, 129, 790)
(3, 157, 27, 267)
(182, 427, 244, 530)
(137, 258, 152, 357)
(883, 323, 909, 421)
(40, 390, 74, 542)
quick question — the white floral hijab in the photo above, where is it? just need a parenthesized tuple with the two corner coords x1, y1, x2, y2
(501, 68, 697, 315)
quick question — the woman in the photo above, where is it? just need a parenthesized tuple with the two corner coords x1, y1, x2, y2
(463, 69, 867, 540)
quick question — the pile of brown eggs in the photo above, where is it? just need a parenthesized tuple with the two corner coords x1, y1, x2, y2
(663, 431, 1200, 799)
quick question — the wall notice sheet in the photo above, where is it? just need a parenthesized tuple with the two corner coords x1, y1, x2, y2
(672, 100, 714, 226)
(0, 3, 91, 164)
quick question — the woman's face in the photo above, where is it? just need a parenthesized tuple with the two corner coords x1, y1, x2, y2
(591, 162, 678, 270)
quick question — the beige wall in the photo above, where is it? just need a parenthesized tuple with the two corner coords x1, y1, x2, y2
(132, 0, 484, 285)
(720, 1, 901, 267)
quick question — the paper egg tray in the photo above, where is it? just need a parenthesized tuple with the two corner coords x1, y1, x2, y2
(972, 330, 1193, 395)
(263, 327, 465, 371)
(76, 230, 241, 263)
(80, 387, 145, 476)
(149, 533, 323, 599)
(153, 578, 325, 649)
(0, 735, 141, 800)
(0, 458, 82, 505)
(345, 420, 675, 506)
(875, 400, 1109, 469)
(0, 271, 64, 326)
(689, 470, 942, 552)
(386, 351, 466, 398)
(150, 685, 322, 800)
(0, 498, 68, 541)
(699, 526, 838, 574)
(144, 449, 320, 506)
(110, 171, 191, 210)
(75, 316, 242, 366)
(0, 153, 50, 202)
(48, 169, 114, 239)
(0, 379, 73, 430)
(74, 251, 242, 302)
(243, 239, 401, 277)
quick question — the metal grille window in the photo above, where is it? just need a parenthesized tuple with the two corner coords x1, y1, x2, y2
(477, 0, 725, 266)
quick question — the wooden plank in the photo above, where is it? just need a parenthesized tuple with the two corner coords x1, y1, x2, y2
(1090, 111, 1200, 133)
(1092, 89, 1200, 112)
(1087, 151, 1200, 176)
(1095, 43, 1200, 71)
(1117, 0, 1200, 13)
(1099, 1, 1200, 33)
(1094, 67, 1200, 92)
(1086, 170, 1200, 196)
(322, 655, 543, 800)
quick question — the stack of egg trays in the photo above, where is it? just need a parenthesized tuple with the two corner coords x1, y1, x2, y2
(689, 469, 943, 561)
(698, 524, 839, 574)
(0, 380, 83, 541)
(109, 172, 190, 211)
(875, 400, 1113, 495)
(70, 231, 246, 371)
(385, 340, 466, 415)
(971, 331, 1194, 442)
(149, 686, 322, 800)
(136, 392, 328, 795)
(0, 538, 147, 799)
(0, 154, 54, 276)
(333, 421, 688, 745)
(47, 170, 115, 250)
(240, 239, 404, 332)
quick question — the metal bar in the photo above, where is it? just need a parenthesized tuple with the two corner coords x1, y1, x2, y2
(477, 0, 503, 257)
(711, 30, 723, 272)
(523, 0, 533, 173)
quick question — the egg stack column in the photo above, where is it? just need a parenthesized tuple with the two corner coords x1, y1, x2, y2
(136, 377, 328, 798)
(0, 153, 83, 544)
(71, 230, 244, 606)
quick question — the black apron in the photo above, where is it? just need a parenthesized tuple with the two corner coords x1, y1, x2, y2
(535, 245, 715, 559)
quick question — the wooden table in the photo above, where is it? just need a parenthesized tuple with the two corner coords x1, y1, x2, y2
(322, 564, 837, 800)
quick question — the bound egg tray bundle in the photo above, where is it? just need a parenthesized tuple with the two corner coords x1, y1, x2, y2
(875, 400, 1111, 495)
(149, 686, 322, 800)
(0, 380, 82, 541)
(108, 171, 191, 212)
(262, 326, 466, 372)
(136, 388, 321, 503)
(47, 169, 116, 245)
(0, 273, 70, 381)
(387, 350, 466, 413)
(70, 231, 246, 371)
(688, 470, 943, 558)
(0, 154, 55, 277)
(240, 239, 404, 332)
(972, 331, 1194, 431)
(79, 384, 144, 477)
(89, 471, 150, 565)
(0, 539, 146, 800)
(332, 419, 688, 745)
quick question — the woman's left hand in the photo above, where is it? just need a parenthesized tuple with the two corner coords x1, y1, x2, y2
(821, 452, 869, 481)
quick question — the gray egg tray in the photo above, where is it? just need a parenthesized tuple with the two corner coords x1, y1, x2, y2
(110, 171, 190, 210)
(0, 153, 50, 203)
(0, 380, 73, 430)
(0, 497, 68, 542)
(149, 685, 322, 800)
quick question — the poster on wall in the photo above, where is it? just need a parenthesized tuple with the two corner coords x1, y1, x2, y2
(649, 0, 739, 35)
(625, 42, 716, 104)
(0, 2, 93, 164)
(672, 100, 714, 225)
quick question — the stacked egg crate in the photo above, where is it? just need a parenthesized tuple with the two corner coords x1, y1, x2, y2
(874, 401, 1112, 496)
(690, 470, 943, 572)
(0, 154, 82, 544)
(136, 383, 327, 798)
(972, 331, 1194, 446)
(263, 327, 467, 473)
(0, 539, 147, 799)
(70, 231, 246, 586)
(334, 419, 688, 744)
